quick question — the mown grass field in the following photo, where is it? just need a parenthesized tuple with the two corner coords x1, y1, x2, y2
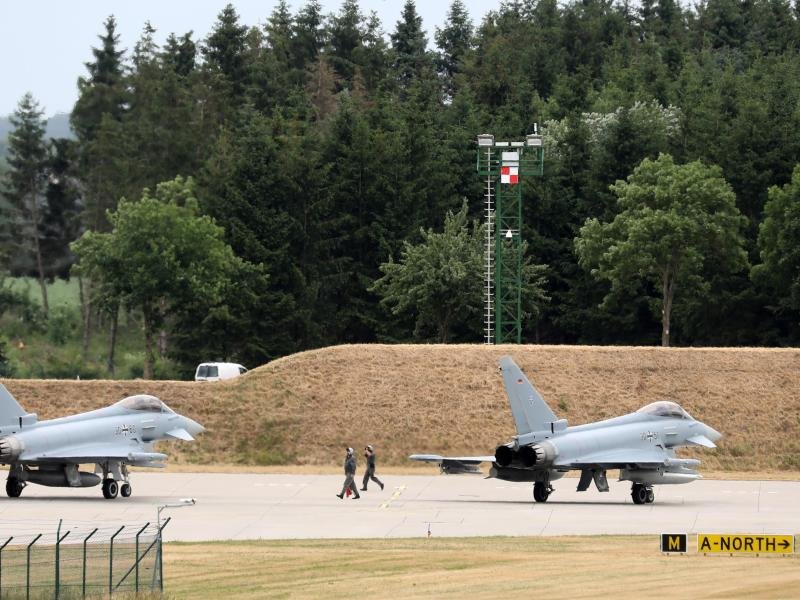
(3, 344, 799, 471)
(160, 536, 799, 599)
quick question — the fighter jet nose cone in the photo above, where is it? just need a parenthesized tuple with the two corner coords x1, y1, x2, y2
(184, 417, 205, 436)
(705, 425, 722, 442)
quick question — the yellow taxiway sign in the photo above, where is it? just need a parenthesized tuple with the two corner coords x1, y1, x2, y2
(698, 534, 794, 554)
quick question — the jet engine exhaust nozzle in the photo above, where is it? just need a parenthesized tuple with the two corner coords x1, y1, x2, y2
(518, 445, 537, 467)
(495, 445, 514, 467)
(0, 436, 23, 462)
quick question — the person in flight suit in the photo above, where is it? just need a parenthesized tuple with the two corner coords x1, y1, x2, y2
(361, 444, 384, 491)
(336, 447, 360, 499)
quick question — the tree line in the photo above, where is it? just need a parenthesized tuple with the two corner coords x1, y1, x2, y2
(3, 0, 800, 378)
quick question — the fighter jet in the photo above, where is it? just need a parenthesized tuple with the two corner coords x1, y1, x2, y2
(0, 384, 204, 499)
(410, 356, 721, 504)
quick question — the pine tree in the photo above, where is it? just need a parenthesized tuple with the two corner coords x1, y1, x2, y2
(291, 1, 325, 74)
(202, 4, 250, 99)
(163, 32, 197, 77)
(327, 0, 363, 86)
(390, 0, 431, 88)
(435, 0, 474, 97)
(3, 93, 50, 315)
(71, 16, 127, 141)
(72, 16, 129, 233)
(40, 138, 81, 280)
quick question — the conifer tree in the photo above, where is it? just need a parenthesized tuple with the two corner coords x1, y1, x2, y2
(390, 0, 431, 88)
(435, 0, 474, 97)
(3, 93, 50, 315)
(203, 4, 250, 99)
(292, 1, 325, 73)
(71, 16, 127, 141)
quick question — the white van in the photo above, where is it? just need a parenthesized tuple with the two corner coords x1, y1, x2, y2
(194, 362, 247, 382)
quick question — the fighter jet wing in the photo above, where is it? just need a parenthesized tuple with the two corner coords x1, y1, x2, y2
(409, 454, 496, 474)
(557, 447, 672, 469)
(21, 443, 168, 465)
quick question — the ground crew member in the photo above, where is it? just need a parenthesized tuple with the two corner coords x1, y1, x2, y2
(361, 444, 384, 491)
(337, 447, 360, 499)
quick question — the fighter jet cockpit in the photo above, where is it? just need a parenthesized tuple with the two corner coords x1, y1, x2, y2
(636, 400, 692, 419)
(115, 394, 173, 413)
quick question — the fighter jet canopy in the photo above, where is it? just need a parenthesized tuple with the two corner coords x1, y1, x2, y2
(636, 400, 691, 419)
(115, 395, 172, 413)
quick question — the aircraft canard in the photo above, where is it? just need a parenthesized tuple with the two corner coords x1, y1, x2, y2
(0, 386, 204, 499)
(410, 356, 721, 504)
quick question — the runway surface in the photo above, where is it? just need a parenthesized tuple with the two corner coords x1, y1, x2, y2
(0, 473, 797, 542)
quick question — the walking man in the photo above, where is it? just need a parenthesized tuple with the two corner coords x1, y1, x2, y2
(361, 444, 384, 491)
(337, 447, 360, 499)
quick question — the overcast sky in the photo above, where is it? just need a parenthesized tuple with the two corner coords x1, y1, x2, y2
(0, 1, 502, 117)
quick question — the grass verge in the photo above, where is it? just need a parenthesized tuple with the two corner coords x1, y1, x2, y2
(162, 536, 799, 599)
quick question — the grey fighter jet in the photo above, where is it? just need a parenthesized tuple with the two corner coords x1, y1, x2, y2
(0, 384, 204, 499)
(410, 356, 721, 504)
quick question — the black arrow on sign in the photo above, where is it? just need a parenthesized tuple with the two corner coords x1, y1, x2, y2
(779, 539, 790, 550)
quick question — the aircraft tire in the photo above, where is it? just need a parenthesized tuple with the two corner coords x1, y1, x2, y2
(102, 479, 119, 499)
(631, 483, 648, 504)
(646, 489, 655, 504)
(120, 483, 131, 498)
(6, 478, 23, 498)
(533, 482, 550, 503)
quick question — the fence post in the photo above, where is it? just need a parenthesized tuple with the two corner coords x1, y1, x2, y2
(26, 534, 42, 600)
(0, 536, 13, 600)
(134, 522, 150, 593)
(108, 526, 124, 596)
(156, 517, 171, 592)
(54, 528, 70, 600)
(82, 529, 97, 600)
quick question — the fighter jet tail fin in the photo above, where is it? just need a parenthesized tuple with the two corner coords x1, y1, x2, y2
(0, 383, 29, 427)
(499, 356, 558, 436)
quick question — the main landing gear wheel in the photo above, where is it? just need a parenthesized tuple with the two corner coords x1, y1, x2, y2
(533, 481, 552, 503)
(631, 483, 652, 505)
(120, 483, 131, 498)
(102, 478, 119, 499)
(6, 477, 24, 498)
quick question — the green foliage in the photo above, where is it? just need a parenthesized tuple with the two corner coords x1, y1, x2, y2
(373, 202, 548, 342)
(372, 202, 483, 342)
(2, 94, 49, 283)
(71, 176, 241, 378)
(23, 0, 800, 376)
(576, 154, 748, 345)
(0, 334, 12, 377)
(753, 165, 800, 316)
(46, 305, 80, 345)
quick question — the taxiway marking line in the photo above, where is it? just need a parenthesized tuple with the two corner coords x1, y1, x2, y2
(380, 485, 406, 510)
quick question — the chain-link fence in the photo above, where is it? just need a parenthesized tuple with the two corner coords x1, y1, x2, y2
(0, 518, 169, 599)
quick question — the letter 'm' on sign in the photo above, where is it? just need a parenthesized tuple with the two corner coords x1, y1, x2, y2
(697, 534, 795, 554)
(660, 533, 687, 553)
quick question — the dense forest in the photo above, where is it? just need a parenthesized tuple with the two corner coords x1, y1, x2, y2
(3, 0, 800, 378)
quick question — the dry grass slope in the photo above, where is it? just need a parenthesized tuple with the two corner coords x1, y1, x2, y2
(161, 537, 800, 600)
(4, 344, 799, 471)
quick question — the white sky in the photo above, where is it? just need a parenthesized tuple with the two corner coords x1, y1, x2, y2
(0, 1, 502, 117)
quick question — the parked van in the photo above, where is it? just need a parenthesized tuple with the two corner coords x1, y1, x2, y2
(194, 362, 247, 382)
